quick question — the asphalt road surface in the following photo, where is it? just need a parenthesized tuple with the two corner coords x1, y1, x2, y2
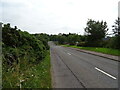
(48, 41, 119, 88)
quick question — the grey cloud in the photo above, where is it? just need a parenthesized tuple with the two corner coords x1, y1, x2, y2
(1, 1, 25, 8)
(1, 0, 119, 34)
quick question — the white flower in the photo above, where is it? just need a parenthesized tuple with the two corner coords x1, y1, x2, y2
(31, 74, 34, 76)
(20, 79, 25, 82)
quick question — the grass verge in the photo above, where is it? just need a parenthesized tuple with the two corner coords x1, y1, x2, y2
(3, 51, 51, 88)
(62, 45, 120, 56)
(21, 51, 51, 88)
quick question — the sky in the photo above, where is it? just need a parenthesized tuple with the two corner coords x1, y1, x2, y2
(0, 0, 119, 35)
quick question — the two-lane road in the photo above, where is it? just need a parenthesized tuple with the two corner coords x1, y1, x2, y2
(49, 41, 119, 88)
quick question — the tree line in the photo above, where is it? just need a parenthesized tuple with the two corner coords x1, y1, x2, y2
(49, 18, 120, 49)
(2, 18, 119, 87)
(2, 18, 120, 69)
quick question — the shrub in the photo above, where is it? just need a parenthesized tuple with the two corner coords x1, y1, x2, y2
(2, 23, 48, 68)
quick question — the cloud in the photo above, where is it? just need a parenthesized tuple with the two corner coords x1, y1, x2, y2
(119, 1, 120, 18)
(0, 0, 119, 34)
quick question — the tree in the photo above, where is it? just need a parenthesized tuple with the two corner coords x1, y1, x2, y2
(68, 34, 80, 45)
(58, 35, 66, 44)
(34, 33, 50, 50)
(111, 18, 120, 49)
(84, 19, 108, 46)
(112, 17, 120, 36)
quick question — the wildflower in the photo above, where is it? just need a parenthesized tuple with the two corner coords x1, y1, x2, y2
(20, 79, 25, 82)
(31, 74, 34, 76)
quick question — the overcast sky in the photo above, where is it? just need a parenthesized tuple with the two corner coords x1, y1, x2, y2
(0, 0, 119, 35)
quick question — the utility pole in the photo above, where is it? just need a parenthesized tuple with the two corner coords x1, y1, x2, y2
(0, 22, 2, 42)
(0, 22, 2, 89)
(118, 2, 120, 36)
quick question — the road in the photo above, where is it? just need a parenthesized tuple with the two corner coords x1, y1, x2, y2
(48, 41, 119, 88)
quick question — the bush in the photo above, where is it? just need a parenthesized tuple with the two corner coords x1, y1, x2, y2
(77, 42, 87, 47)
(107, 36, 120, 49)
(2, 23, 51, 88)
(2, 23, 48, 68)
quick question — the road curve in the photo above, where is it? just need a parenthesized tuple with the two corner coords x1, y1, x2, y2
(49, 41, 119, 88)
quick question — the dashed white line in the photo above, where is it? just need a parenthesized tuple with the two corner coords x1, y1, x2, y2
(67, 53, 71, 55)
(95, 67, 117, 80)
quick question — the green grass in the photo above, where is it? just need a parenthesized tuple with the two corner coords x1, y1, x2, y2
(21, 51, 51, 88)
(3, 51, 51, 88)
(63, 45, 120, 56)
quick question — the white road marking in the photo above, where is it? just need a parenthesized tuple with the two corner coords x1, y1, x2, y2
(67, 53, 71, 55)
(95, 67, 117, 80)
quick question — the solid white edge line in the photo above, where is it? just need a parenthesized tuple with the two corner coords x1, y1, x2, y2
(95, 67, 117, 80)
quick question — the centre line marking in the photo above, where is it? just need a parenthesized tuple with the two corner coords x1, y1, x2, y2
(95, 67, 117, 80)
(67, 53, 71, 55)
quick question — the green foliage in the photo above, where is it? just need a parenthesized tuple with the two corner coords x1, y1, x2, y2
(3, 51, 51, 88)
(67, 34, 80, 45)
(77, 42, 87, 47)
(2, 24, 20, 47)
(84, 19, 108, 46)
(50, 33, 83, 45)
(34, 33, 50, 50)
(110, 18, 120, 49)
(49, 35, 58, 41)
(21, 51, 51, 88)
(106, 36, 120, 49)
(112, 17, 120, 36)
(2, 23, 51, 88)
(58, 35, 67, 44)
(2, 23, 48, 65)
